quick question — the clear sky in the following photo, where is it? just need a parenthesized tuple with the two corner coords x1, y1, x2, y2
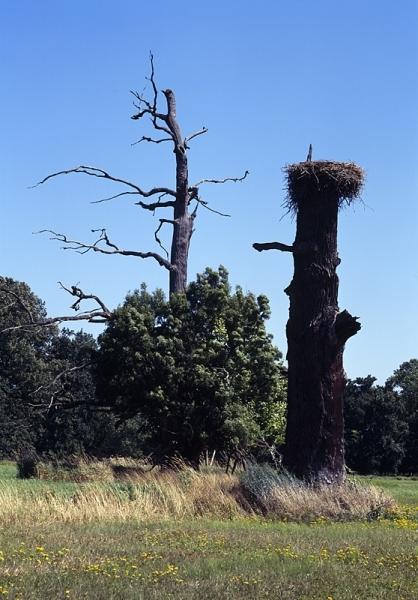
(2, 0, 417, 382)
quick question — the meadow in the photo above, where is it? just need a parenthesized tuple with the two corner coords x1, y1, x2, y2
(0, 461, 416, 600)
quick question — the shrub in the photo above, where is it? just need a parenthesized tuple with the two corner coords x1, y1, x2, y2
(16, 450, 39, 479)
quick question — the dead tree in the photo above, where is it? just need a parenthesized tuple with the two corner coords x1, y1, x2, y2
(254, 158, 363, 482)
(34, 54, 248, 298)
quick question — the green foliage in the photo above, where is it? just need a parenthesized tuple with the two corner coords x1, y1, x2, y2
(0, 276, 147, 459)
(96, 267, 287, 464)
(0, 277, 53, 455)
(385, 359, 418, 473)
(344, 374, 411, 474)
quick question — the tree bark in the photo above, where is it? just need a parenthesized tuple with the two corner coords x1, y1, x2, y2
(163, 89, 194, 296)
(282, 189, 360, 483)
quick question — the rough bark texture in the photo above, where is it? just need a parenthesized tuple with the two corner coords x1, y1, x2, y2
(282, 185, 360, 482)
(163, 89, 194, 296)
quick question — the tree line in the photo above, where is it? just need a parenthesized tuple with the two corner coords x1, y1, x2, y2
(0, 274, 416, 474)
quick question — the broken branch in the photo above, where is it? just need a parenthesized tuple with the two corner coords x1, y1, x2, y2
(253, 242, 295, 253)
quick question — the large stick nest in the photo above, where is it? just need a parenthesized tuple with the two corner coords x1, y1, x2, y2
(285, 161, 364, 211)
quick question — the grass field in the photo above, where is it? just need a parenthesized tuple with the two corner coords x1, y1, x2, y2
(0, 462, 416, 599)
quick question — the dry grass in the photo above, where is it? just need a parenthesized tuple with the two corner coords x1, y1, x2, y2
(0, 462, 397, 526)
(239, 465, 396, 521)
(1, 467, 242, 525)
(265, 480, 394, 521)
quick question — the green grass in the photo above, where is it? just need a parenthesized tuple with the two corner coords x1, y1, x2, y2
(0, 518, 416, 599)
(0, 463, 416, 599)
(358, 475, 418, 506)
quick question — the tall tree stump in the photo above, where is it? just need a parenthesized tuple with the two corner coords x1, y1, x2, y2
(254, 160, 364, 482)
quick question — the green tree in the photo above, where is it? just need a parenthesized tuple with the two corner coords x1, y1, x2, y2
(0, 277, 55, 456)
(0, 277, 144, 458)
(344, 376, 408, 474)
(95, 267, 286, 466)
(386, 359, 418, 473)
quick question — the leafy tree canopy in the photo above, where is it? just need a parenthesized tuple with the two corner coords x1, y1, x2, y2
(385, 359, 418, 473)
(344, 375, 410, 474)
(95, 267, 287, 465)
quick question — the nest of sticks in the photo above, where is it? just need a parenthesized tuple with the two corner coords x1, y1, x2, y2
(285, 161, 365, 211)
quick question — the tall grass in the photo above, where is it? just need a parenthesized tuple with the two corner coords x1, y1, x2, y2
(240, 464, 395, 521)
(0, 461, 396, 526)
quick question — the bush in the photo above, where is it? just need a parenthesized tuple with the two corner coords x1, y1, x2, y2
(16, 451, 39, 479)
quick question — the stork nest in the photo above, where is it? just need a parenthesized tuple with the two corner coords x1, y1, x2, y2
(284, 161, 364, 211)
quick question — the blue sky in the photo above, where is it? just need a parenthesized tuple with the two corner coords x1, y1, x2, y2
(2, 0, 417, 382)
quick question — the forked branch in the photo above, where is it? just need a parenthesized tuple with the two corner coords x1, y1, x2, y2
(38, 229, 174, 271)
(0, 283, 112, 333)
(32, 165, 176, 210)
(131, 53, 173, 138)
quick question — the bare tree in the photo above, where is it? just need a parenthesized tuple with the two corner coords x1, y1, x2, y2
(34, 54, 248, 298)
(254, 156, 363, 483)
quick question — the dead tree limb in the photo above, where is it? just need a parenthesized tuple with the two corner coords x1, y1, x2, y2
(38, 229, 173, 271)
(0, 283, 112, 333)
(192, 170, 249, 188)
(253, 242, 294, 253)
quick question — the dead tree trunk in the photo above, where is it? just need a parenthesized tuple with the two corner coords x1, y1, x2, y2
(163, 89, 194, 295)
(254, 159, 363, 482)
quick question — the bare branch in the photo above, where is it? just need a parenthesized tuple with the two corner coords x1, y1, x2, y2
(154, 219, 175, 259)
(187, 186, 230, 218)
(38, 229, 174, 271)
(192, 170, 249, 188)
(0, 282, 112, 333)
(195, 198, 231, 218)
(91, 191, 139, 205)
(58, 281, 110, 314)
(148, 51, 158, 109)
(131, 53, 173, 138)
(184, 127, 208, 146)
(131, 135, 172, 146)
(32, 165, 177, 203)
(1, 311, 109, 333)
(135, 196, 176, 211)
